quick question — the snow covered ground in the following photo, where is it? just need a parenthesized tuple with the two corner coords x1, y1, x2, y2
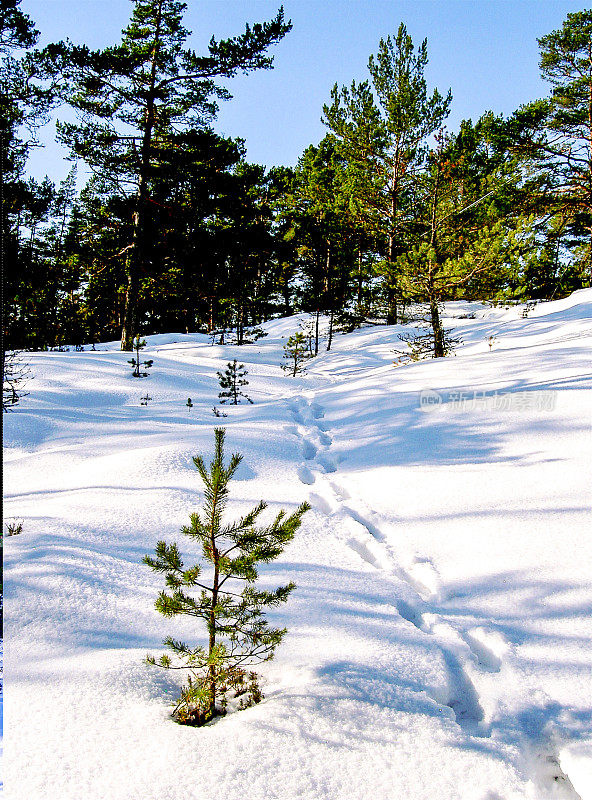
(3, 290, 592, 800)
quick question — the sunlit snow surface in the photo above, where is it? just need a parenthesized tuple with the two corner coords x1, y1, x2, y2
(3, 291, 592, 800)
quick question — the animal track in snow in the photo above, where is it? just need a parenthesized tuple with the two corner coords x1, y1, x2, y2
(308, 489, 339, 516)
(328, 481, 349, 501)
(441, 648, 486, 733)
(317, 430, 332, 447)
(286, 391, 495, 741)
(395, 599, 427, 632)
(301, 439, 317, 460)
(340, 513, 393, 571)
(297, 465, 315, 485)
(403, 557, 442, 602)
(462, 627, 509, 674)
(310, 402, 324, 419)
(530, 747, 583, 799)
(288, 396, 337, 488)
(315, 455, 337, 473)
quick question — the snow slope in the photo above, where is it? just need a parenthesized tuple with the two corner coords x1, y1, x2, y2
(3, 291, 592, 800)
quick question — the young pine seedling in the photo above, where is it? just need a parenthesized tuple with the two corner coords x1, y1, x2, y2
(144, 428, 309, 726)
(217, 359, 253, 405)
(5, 517, 24, 536)
(282, 332, 310, 376)
(128, 336, 153, 378)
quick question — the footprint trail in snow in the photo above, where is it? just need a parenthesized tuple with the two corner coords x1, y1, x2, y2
(286, 388, 583, 795)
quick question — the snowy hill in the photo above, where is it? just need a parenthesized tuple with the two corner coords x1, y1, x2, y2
(4, 291, 592, 800)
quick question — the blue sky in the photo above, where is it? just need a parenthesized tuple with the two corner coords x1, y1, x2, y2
(21, 0, 584, 182)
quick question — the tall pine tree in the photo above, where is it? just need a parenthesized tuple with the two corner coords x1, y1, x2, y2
(507, 10, 592, 284)
(59, 0, 291, 349)
(323, 24, 451, 323)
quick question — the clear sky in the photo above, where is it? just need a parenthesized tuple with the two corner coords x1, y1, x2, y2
(21, 0, 585, 182)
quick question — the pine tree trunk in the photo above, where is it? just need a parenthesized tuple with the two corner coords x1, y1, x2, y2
(430, 294, 445, 358)
(357, 244, 363, 309)
(120, 0, 163, 351)
(208, 550, 219, 719)
(206, 476, 221, 720)
(386, 166, 399, 325)
(428, 156, 444, 358)
(326, 245, 334, 351)
(314, 308, 320, 355)
(327, 307, 334, 351)
(386, 226, 398, 326)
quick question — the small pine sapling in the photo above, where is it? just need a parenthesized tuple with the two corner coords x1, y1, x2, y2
(217, 359, 253, 405)
(242, 326, 268, 344)
(2, 350, 31, 411)
(210, 329, 225, 346)
(140, 393, 152, 406)
(186, 397, 194, 411)
(5, 517, 24, 536)
(297, 319, 315, 356)
(128, 336, 153, 377)
(282, 332, 310, 376)
(394, 327, 462, 362)
(487, 335, 497, 351)
(212, 406, 227, 418)
(144, 428, 309, 726)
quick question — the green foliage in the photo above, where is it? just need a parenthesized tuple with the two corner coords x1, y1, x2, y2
(1, 1, 72, 351)
(217, 359, 253, 405)
(282, 332, 311, 376)
(128, 336, 153, 377)
(6, 7, 590, 352)
(394, 324, 462, 363)
(2, 350, 31, 411)
(58, 0, 292, 349)
(5, 517, 24, 536)
(144, 428, 309, 725)
(506, 10, 592, 287)
(323, 23, 452, 323)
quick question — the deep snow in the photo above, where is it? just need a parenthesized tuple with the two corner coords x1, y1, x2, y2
(3, 291, 592, 799)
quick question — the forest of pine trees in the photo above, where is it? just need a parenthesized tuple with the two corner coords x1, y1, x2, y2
(2, 1, 591, 358)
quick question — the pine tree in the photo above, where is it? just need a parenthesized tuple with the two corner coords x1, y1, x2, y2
(1, 0, 65, 351)
(506, 11, 592, 284)
(393, 122, 528, 356)
(289, 137, 357, 353)
(2, 350, 31, 411)
(217, 359, 252, 404)
(59, 0, 291, 350)
(323, 24, 451, 323)
(144, 428, 309, 725)
(128, 336, 153, 377)
(282, 332, 310, 376)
